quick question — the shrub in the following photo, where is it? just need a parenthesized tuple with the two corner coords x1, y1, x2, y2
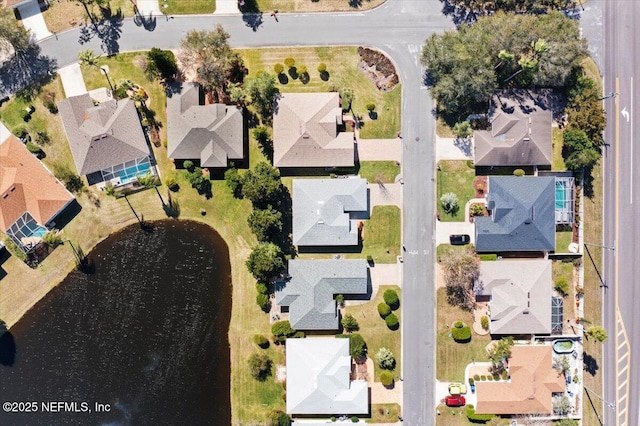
(473, 374, 480, 381)
(341, 313, 359, 333)
(53, 165, 84, 193)
(350, 417, 359, 423)
(366, 254, 374, 264)
(513, 168, 525, 176)
(380, 371, 394, 386)
(440, 192, 459, 214)
(35, 131, 50, 145)
(284, 57, 295, 68)
(385, 313, 399, 330)
(267, 410, 291, 426)
(165, 177, 180, 192)
(20, 110, 31, 122)
(452, 121, 473, 139)
(470, 203, 485, 216)
(468, 378, 474, 385)
(376, 347, 396, 370)
(383, 289, 400, 309)
(336, 294, 345, 307)
(501, 371, 508, 380)
(248, 352, 272, 381)
(273, 63, 284, 74)
(224, 167, 244, 198)
(113, 85, 128, 99)
(297, 64, 307, 75)
(481, 375, 487, 381)
(256, 293, 271, 312)
(256, 282, 269, 294)
(466, 405, 494, 422)
(317, 63, 327, 72)
(481, 315, 489, 330)
(349, 333, 367, 359)
(453, 321, 463, 328)
(183, 160, 194, 171)
(492, 373, 499, 380)
(331, 417, 336, 422)
(555, 277, 569, 296)
(25, 142, 42, 155)
(253, 334, 270, 349)
(377, 302, 392, 318)
(42, 230, 62, 247)
(451, 324, 472, 342)
(272, 320, 296, 342)
(366, 103, 376, 112)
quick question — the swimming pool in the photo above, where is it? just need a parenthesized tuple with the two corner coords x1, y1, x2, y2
(555, 180, 567, 209)
(553, 339, 575, 354)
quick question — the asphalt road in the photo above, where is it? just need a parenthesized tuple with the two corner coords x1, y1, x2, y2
(34, 2, 454, 424)
(602, 1, 640, 426)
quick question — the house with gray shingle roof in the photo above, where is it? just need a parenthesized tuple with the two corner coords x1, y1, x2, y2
(57, 94, 154, 187)
(293, 177, 368, 247)
(474, 92, 552, 167)
(167, 82, 244, 168)
(476, 260, 552, 335)
(275, 259, 368, 330)
(273, 92, 355, 168)
(286, 338, 368, 415)
(475, 176, 555, 253)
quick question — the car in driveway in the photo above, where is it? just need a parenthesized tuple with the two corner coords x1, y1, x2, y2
(445, 395, 466, 407)
(449, 234, 470, 245)
(448, 383, 467, 395)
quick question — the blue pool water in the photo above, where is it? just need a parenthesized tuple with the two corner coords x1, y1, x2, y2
(119, 162, 151, 183)
(31, 227, 48, 238)
(555, 181, 567, 209)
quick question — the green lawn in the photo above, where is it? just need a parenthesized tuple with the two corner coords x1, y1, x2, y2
(436, 244, 474, 263)
(436, 405, 475, 425)
(359, 161, 400, 183)
(436, 160, 476, 222)
(552, 127, 567, 171)
(436, 288, 491, 382)
(163, 0, 215, 15)
(238, 47, 401, 139)
(345, 285, 401, 382)
(555, 230, 573, 253)
(362, 206, 401, 264)
(252, 0, 386, 13)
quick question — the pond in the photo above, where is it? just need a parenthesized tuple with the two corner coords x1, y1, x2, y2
(0, 220, 232, 425)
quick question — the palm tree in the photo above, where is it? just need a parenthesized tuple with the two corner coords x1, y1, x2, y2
(78, 49, 114, 91)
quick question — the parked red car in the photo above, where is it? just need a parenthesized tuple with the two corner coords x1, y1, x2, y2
(445, 395, 466, 407)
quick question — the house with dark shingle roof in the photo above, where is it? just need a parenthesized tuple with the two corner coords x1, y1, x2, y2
(167, 82, 244, 168)
(286, 338, 368, 415)
(475, 176, 555, 253)
(0, 126, 74, 253)
(273, 92, 355, 168)
(474, 92, 552, 168)
(275, 259, 368, 330)
(475, 345, 565, 415)
(293, 177, 368, 247)
(476, 260, 552, 335)
(57, 94, 154, 187)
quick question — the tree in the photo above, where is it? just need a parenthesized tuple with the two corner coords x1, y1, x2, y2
(376, 348, 396, 370)
(227, 82, 246, 104)
(562, 129, 599, 171)
(241, 162, 283, 209)
(440, 192, 459, 214)
(552, 394, 572, 415)
(0, 7, 30, 54)
(340, 88, 354, 111)
(377, 302, 391, 318)
(488, 337, 514, 373)
(247, 206, 283, 242)
(553, 355, 571, 375)
(245, 72, 279, 123)
(78, 48, 99, 67)
(441, 247, 479, 310)
(341, 313, 359, 333)
(273, 63, 284, 74)
(267, 410, 291, 426)
(253, 126, 273, 159)
(224, 167, 243, 198)
(272, 320, 296, 342)
(453, 121, 473, 139)
(179, 25, 245, 101)
(256, 293, 270, 312)
(385, 313, 399, 330)
(246, 242, 284, 282)
(380, 371, 394, 386)
(146, 47, 178, 81)
(248, 352, 272, 381)
(421, 11, 587, 120)
(586, 326, 608, 343)
(349, 333, 367, 360)
(186, 167, 212, 198)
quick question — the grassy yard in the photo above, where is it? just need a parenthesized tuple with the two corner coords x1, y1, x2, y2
(345, 285, 401, 381)
(436, 244, 473, 263)
(164, 0, 215, 15)
(362, 206, 401, 264)
(42, 0, 135, 33)
(556, 230, 573, 253)
(369, 403, 401, 423)
(238, 46, 401, 139)
(436, 288, 491, 383)
(359, 161, 400, 183)
(436, 160, 476, 222)
(253, 0, 386, 13)
(552, 127, 567, 171)
(435, 405, 475, 425)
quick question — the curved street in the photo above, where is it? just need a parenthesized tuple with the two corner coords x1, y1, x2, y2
(33, 2, 454, 424)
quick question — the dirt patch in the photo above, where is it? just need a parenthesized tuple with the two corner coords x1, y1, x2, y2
(357, 47, 399, 92)
(473, 176, 487, 199)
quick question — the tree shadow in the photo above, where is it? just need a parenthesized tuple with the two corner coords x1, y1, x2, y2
(320, 70, 330, 81)
(583, 350, 599, 376)
(133, 11, 157, 31)
(349, 0, 363, 8)
(0, 45, 57, 98)
(288, 67, 298, 80)
(77, 7, 123, 56)
(277, 73, 289, 85)
(242, 13, 263, 32)
(299, 72, 310, 84)
(439, 0, 482, 28)
(0, 325, 16, 367)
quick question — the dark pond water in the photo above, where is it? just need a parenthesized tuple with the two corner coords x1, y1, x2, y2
(0, 220, 232, 426)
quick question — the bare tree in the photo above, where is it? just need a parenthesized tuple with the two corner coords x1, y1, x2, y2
(440, 247, 479, 310)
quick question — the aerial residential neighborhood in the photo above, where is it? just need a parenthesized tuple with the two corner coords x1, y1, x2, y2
(0, 1, 635, 426)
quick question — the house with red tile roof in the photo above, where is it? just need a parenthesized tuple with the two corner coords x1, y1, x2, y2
(0, 126, 74, 253)
(475, 345, 565, 415)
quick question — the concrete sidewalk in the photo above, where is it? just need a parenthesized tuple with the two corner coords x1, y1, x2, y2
(58, 63, 87, 98)
(214, 0, 240, 14)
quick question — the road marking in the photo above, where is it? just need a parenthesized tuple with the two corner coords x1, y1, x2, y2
(621, 107, 629, 122)
(630, 77, 634, 204)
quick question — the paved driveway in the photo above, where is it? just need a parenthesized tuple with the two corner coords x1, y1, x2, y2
(435, 137, 473, 162)
(357, 138, 402, 162)
(58, 63, 87, 97)
(17, 0, 52, 41)
(435, 221, 474, 246)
